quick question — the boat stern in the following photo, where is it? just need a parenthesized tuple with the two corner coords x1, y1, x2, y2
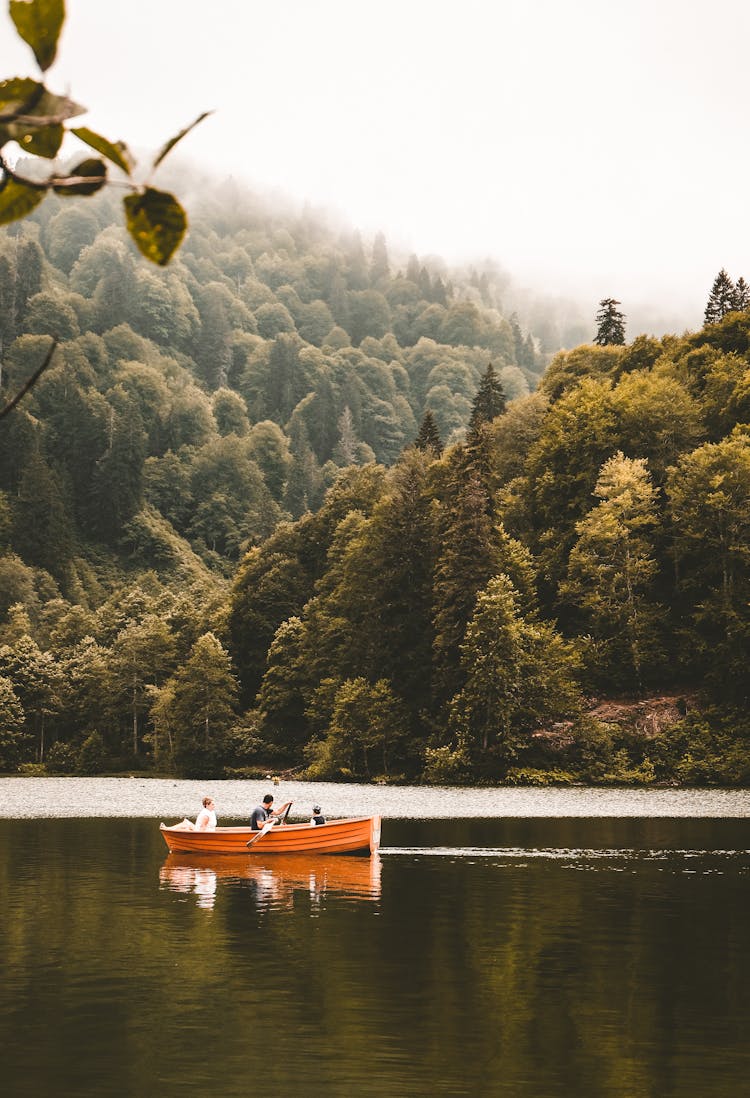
(370, 814, 382, 854)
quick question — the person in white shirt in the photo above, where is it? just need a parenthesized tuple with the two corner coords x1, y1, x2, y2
(309, 805, 326, 826)
(161, 796, 218, 831)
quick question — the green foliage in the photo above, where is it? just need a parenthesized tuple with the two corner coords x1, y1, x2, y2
(422, 744, 470, 785)
(667, 435, 750, 699)
(306, 677, 409, 780)
(0, 674, 26, 769)
(449, 574, 580, 773)
(704, 269, 738, 326)
(123, 189, 187, 267)
(45, 738, 76, 772)
(3, 117, 750, 785)
(594, 298, 626, 346)
(504, 767, 577, 786)
(153, 632, 239, 776)
(10, 0, 64, 71)
(414, 409, 443, 455)
(467, 361, 507, 436)
(76, 729, 106, 774)
(560, 451, 665, 691)
(1, 1, 204, 263)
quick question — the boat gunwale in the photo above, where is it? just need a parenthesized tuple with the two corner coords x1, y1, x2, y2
(160, 815, 375, 835)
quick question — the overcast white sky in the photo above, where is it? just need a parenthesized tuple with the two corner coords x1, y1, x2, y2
(5, 0, 750, 324)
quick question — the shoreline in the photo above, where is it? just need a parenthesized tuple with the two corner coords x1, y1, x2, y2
(1, 776, 749, 819)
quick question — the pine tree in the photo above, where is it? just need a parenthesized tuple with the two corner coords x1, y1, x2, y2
(733, 276, 750, 311)
(467, 362, 507, 437)
(12, 450, 74, 577)
(432, 458, 499, 705)
(333, 406, 359, 466)
(363, 449, 438, 724)
(431, 277, 448, 306)
(370, 232, 389, 282)
(594, 298, 626, 345)
(450, 574, 579, 767)
(0, 676, 26, 770)
(0, 255, 17, 355)
(406, 254, 421, 283)
(15, 240, 43, 321)
(510, 313, 525, 365)
(704, 269, 736, 325)
(157, 632, 239, 775)
(257, 616, 310, 755)
(414, 410, 443, 455)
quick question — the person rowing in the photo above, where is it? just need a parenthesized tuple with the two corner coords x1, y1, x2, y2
(250, 793, 280, 830)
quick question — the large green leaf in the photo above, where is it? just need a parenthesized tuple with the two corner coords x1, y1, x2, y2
(0, 77, 84, 149)
(17, 122, 62, 157)
(123, 187, 187, 266)
(52, 158, 106, 196)
(151, 111, 212, 170)
(0, 174, 45, 224)
(9, 0, 66, 73)
(70, 127, 133, 175)
(0, 77, 43, 114)
(0, 78, 83, 121)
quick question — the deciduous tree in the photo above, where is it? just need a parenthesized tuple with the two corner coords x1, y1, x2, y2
(560, 452, 665, 692)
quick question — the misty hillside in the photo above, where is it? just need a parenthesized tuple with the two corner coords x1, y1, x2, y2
(3, 172, 750, 785)
(0, 174, 584, 592)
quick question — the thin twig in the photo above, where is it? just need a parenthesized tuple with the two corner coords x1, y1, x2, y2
(0, 337, 58, 421)
(0, 157, 131, 193)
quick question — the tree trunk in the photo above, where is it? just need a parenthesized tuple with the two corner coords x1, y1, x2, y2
(132, 676, 138, 756)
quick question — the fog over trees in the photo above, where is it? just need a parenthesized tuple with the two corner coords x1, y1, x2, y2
(2, 176, 750, 786)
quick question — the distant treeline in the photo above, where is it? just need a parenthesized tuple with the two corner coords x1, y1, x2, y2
(1, 183, 749, 785)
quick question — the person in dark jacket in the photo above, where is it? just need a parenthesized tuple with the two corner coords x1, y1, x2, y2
(310, 805, 326, 826)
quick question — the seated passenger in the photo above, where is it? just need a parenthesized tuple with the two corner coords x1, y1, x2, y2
(310, 805, 326, 826)
(161, 796, 217, 831)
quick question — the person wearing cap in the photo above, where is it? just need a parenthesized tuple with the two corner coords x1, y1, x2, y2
(310, 805, 326, 826)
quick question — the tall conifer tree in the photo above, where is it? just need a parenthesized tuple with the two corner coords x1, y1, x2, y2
(733, 276, 750, 311)
(414, 410, 443, 456)
(468, 362, 507, 437)
(594, 298, 626, 345)
(370, 232, 389, 282)
(432, 454, 499, 707)
(704, 269, 736, 325)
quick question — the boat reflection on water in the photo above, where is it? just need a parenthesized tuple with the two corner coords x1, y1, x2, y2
(159, 851, 382, 910)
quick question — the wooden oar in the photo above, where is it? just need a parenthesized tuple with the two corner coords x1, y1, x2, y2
(246, 801, 293, 848)
(246, 818, 276, 848)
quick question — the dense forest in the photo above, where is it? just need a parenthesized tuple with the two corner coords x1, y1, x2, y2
(0, 178, 748, 786)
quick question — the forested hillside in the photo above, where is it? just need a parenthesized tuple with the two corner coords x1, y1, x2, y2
(0, 177, 554, 576)
(1, 179, 749, 786)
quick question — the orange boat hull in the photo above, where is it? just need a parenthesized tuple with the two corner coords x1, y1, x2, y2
(159, 814, 381, 856)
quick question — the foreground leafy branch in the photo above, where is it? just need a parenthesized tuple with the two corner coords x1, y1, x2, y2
(1, 0, 208, 265)
(0, 334, 56, 420)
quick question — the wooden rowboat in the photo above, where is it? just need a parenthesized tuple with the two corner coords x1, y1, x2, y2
(159, 812, 381, 856)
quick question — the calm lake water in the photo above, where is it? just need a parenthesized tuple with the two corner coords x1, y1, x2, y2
(2, 783, 750, 1097)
